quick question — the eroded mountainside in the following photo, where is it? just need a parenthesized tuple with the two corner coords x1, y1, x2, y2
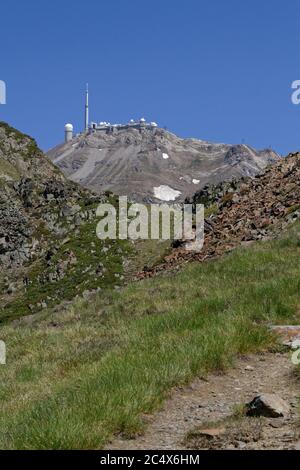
(47, 127, 279, 202)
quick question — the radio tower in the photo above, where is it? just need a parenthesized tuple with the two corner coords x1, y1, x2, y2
(85, 83, 89, 132)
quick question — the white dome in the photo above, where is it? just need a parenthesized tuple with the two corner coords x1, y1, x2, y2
(140, 118, 146, 123)
(64, 123, 73, 131)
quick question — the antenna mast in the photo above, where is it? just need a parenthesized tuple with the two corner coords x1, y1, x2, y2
(85, 83, 89, 132)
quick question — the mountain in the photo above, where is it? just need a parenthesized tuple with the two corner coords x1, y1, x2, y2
(0, 122, 163, 322)
(1, 139, 300, 449)
(47, 127, 280, 203)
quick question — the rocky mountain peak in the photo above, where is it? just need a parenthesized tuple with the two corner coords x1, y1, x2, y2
(47, 126, 280, 203)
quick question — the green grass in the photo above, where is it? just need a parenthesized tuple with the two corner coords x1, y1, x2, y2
(0, 222, 300, 449)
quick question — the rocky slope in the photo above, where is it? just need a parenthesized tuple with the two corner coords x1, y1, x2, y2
(138, 151, 300, 277)
(47, 127, 279, 203)
(0, 122, 134, 321)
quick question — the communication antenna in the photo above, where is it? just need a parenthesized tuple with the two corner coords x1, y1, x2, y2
(85, 83, 89, 131)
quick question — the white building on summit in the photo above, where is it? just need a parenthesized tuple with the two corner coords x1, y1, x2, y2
(64, 86, 158, 143)
(89, 118, 158, 133)
(64, 123, 73, 143)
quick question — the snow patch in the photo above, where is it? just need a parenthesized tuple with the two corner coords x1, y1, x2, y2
(192, 179, 200, 185)
(153, 185, 181, 201)
(162, 153, 169, 160)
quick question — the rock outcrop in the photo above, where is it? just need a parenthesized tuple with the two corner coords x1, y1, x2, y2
(0, 122, 101, 268)
(247, 394, 290, 418)
(0, 122, 128, 321)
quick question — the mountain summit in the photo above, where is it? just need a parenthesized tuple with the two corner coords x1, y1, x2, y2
(47, 127, 279, 202)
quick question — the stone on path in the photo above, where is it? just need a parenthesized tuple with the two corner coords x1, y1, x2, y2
(247, 394, 290, 418)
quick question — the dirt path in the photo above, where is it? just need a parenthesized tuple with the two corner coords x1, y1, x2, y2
(106, 352, 300, 450)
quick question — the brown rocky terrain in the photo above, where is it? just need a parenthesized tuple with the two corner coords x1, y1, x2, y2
(47, 126, 279, 203)
(138, 152, 300, 278)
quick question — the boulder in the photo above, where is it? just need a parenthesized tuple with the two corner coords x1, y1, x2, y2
(246, 394, 290, 418)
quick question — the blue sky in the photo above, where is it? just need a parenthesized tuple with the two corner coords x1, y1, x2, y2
(0, 0, 300, 154)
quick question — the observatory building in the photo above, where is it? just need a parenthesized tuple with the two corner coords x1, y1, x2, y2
(89, 118, 158, 133)
(64, 86, 158, 143)
(64, 123, 73, 143)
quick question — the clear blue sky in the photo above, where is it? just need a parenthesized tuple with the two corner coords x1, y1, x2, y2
(0, 0, 300, 154)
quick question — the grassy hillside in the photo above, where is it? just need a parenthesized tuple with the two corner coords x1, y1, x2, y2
(0, 221, 299, 449)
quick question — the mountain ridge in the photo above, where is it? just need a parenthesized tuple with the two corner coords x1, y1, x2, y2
(47, 127, 280, 202)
